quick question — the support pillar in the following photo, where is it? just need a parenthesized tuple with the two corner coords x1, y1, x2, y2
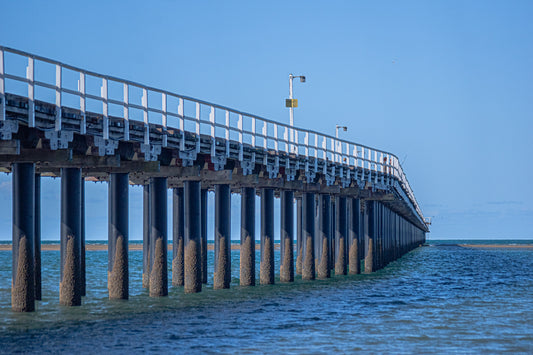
(60, 167, 82, 306)
(142, 184, 150, 289)
(108, 173, 129, 299)
(184, 181, 201, 293)
(334, 196, 347, 275)
(280, 190, 294, 282)
(149, 177, 167, 297)
(200, 188, 208, 284)
(80, 176, 86, 297)
(316, 194, 330, 279)
(12, 163, 35, 312)
(302, 192, 315, 280)
(214, 184, 231, 289)
(364, 200, 374, 274)
(348, 198, 360, 274)
(172, 187, 184, 286)
(34, 173, 41, 301)
(260, 188, 274, 285)
(240, 187, 255, 286)
(295, 196, 303, 275)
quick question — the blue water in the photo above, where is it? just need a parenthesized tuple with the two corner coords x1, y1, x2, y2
(0, 240, 532, 353)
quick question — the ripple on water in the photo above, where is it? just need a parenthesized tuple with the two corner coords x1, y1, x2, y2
(0, 246, 532, 353)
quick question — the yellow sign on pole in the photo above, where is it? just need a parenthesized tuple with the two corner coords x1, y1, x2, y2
(285, 99, 298, 108)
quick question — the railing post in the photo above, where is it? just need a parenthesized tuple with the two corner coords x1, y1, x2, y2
(0, 48, 4, 121)
(161, 93, 167, 147)
(26, 57, 35, 127)
(101, 78, 108, 140)
(121, 83, 129, 140)
(142, 88, 148, 145)
(55, 65, 62, 131)
(78, 73, 86, 135)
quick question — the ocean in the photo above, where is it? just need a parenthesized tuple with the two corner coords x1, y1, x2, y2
(0, 240, 532, 353)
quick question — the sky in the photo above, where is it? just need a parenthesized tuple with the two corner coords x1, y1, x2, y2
(0, 0, 532, 240)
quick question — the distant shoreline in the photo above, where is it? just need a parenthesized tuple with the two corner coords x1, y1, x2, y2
(0, 243, 277, 251)
(458, 244, 533, 249)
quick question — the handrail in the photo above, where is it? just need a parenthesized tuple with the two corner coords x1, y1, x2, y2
(0, 45, 425, 223)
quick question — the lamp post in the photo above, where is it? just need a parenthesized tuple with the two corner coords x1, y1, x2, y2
(286, 74, 305, 153)
(335, 125, 347, 163)
(335, 124, 347, 139)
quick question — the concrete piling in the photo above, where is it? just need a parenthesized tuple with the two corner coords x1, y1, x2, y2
(296, 196, 303, 276)
(334, 196, 347, 276)
(280, 190, 294, 283)
(184, 181, 201, 293)
(316, 194, 331, 279)
(364, 200, 374, 274)
(301, 192, 315, 280)
(172, 187, 185, 287)
(12, 163, 35, 312)
(149, 177, 167, 297)
(240, 187, 256, 286)
(34, 173, 41, 301)
(80, 177, 86, 297)
(214, 184, 231, 289)
(60, 167, 82, 306)
(108, 173, 129, 299)
(142, 184, 150, 289)
(348, 198, 360, 275)
(260, 188, 275, 285)
(200, 188, 208, 284)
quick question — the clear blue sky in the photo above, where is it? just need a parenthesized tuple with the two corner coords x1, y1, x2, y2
(0, 0, 532, 240)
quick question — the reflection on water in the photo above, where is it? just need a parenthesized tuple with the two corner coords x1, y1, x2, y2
(0, 242, 532, 353)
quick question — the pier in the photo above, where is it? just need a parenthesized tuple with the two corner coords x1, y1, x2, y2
(0, 46, 428, 312)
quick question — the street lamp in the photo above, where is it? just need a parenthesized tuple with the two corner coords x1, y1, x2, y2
(335, 124, 347, 138)
(286, 73, 306, 128)
(286, 74, 305, 153)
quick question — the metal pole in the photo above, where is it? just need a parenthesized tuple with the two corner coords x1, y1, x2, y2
(34, 173, 41, 301)
(149, 177, 167, 297)
(108, 173, 129, 299)
(184, 180, 201, 293)
(316, 194, 330, 279)
(12, 163, 35, 312)
(335, 196, 347, 275)
(260, 188, 274, 285)
(280, 190, 294, 282)
(172, 187, 184, 287)
(60, 167, 82, 306)
(142, 184, 150, 289)
(302, 192, 315, 280)
(200, 188, 208, 284)
(214, 184, 231, 289)
(348, 198, 361, 274)
(240, 187, 256, 286)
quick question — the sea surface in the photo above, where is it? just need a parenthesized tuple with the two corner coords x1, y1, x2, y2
(0, 239, 532, 354)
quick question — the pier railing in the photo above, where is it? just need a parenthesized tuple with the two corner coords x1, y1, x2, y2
(0, 45, 424, 222)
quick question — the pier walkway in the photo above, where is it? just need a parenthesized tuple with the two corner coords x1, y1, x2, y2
(0, 46, 428, 311)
